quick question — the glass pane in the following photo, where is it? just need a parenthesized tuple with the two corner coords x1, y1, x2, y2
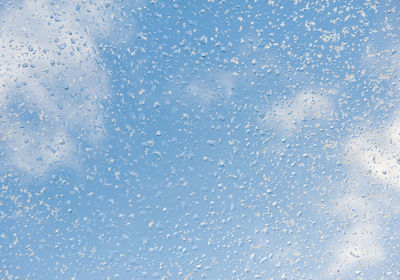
(1, 0, 399, 279)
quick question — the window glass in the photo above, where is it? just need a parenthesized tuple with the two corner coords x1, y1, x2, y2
(1, 0, 399, 279)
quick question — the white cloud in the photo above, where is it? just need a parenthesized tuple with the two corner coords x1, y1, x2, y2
(264, 89, 334, 132)
(347, 115, 400, 190)
(323, 20, 400, 277)
(185, 71, 235, 104)
(326, 193, 385, 277)
(325, 111, 400, 276)
(6, 128, 76, 175)
(186, 82, 216, 103)
(328, 222, 384, 275)
(0, 0, 113, 175)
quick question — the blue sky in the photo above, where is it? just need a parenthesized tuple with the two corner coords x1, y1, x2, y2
(1, 0, 400, 279)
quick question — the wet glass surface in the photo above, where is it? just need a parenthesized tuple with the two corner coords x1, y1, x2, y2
(1, 1, 399, 279)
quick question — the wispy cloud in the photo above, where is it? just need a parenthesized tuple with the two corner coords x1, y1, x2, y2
(178, 70, 235, 104)
(325, 99, 400, 277)
(323, 20, 400, 275)
(0, 0, 114, 175)
(327, 193, 385, 277)
(264, 88, 334, 133)
(347, 117, 400, 190)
